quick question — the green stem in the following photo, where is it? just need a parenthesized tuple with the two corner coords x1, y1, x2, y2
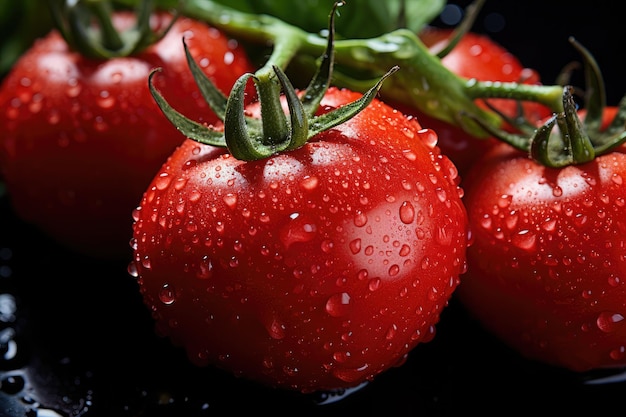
(142, 0, 571, 139)
(465, 80, 564, 111)
(87, 0, 124, 51)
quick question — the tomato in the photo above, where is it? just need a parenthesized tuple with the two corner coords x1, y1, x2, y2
(0, 11, 255, 259)
(457, 106, 626, 372)
(392, 27, 552, 175)
(129, 86, 469, 392)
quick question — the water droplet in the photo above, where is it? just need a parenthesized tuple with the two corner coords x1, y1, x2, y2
(609, 346, 626, 361)
(299, 176, 319, 191)
(280, 213, 318, 249)
(353, 211, 368, 227)
(542, 218, 557, 232)
(332, 364, 369, 383)
(197, 257, 214, 279)
(402, 149, 418, 161)
(223, 193, 238, 209)
(159, 283, 177, 305)
(388, 264, 400, 276)
(418, 128, 438, 148)
(512, 230, 536, 250)
(326, 292, 351, 317)
(349, 238, 362, 254)
(96, 90, 115, 109)
(597, 311, 625, 333)
(0, 374, 25, 395)
(267, 318, 286, 339)
(399, 201, 415, 224)
(321, 239, 334, 253)
(155, 173, 172, 190)
(435, 187, 447, 203)
(368, 277, 381, 291)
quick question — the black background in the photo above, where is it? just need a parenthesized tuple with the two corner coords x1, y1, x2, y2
(434, 1, 625, 106)
(2, 1, 626, 416)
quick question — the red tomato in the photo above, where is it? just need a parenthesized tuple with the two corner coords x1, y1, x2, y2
(458, 107, 626, 372)
(393, 27, 551, 175)
(129, 87, 469, 392)
(0, 11, 255, 259)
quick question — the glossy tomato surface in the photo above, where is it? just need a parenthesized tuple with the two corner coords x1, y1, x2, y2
(130, 87, 469, 393)
(2, 1, 626, 416)
(458, 106, 626, 372)
(0, 11, 254, 259)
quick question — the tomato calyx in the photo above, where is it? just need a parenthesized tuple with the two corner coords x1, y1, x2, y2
(466, 37, 626, 168)
(47, 0, 178, 59)
(149, 1, 398, 161)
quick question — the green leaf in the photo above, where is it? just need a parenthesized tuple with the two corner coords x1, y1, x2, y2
(210, 0, 445, 38)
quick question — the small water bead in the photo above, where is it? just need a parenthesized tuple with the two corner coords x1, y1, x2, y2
(299, 175, 319, 191)
(368, 278, 381, 291)
(127, 260, 139, 277)
(267, 318, 286, 340)
(597, 311, 625, 333)
(325, 293, 351, 317)
(418, 128, 438, 149)
(222, 193, 238, 209)
(612, 173, 623, 185)
(399, 201, 415, 224)
(402, 149, 417, 161)
(159, 283, 177, 305)
(332, 364, 369, 383)
(155, 173, 172, 191)
(46, 108, 60, 125)
(353, 211, 368, 227)
(511, 229, 537, 250)
(0, 373, 25, 395)
(349, 238, 361, 255)
(96, 90, 115, 109)
(609, 346, 626, 361)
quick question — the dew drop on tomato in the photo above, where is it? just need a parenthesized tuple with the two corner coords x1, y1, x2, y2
(158, 283, 176, 305)
(96, 90, 115, 109)
(196, 257, 213, 279)
(332, 364, 369, 383)
(353, 211, 367, 227)
(222, 193, 237, 209)
(596, 311, 625, 333)
(325, 292, 351, 317)
(266, 317, 286, 340)
(279, 213, 318, 249)
(348, 238, 361, 254)
(299, 175, 319, 191)
(511, 229, 537, 250)
(399, 201, 415, 224)
(368, 277, 381, 291)
(609, 346, 626, 361)
(417, 128, 438, 149)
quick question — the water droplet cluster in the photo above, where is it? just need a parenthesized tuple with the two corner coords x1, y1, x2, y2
(129, 91, 469, 392)
(461, 149, 626, 372)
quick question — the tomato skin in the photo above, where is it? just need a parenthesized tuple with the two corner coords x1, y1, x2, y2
(0, 11, 254, 259)
(458, 108, 626, 372)
(393, 28, 551, 175)
(130, 87, 469, 392)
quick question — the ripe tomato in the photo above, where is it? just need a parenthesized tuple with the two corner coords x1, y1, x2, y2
(129, 87, 469, 392)
(458, 106, 626, 372)
(393, 27, 551, 175)
(0, 11, 255, 259)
